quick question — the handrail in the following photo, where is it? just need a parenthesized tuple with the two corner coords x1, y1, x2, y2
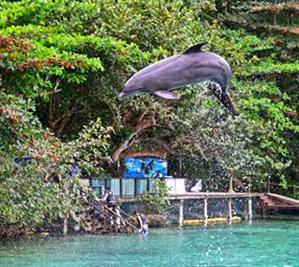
(267, 193, 299, 205)
(93, 198, 139, 232)
(269, 182, 299, 189)
(118, 207, 139, 224)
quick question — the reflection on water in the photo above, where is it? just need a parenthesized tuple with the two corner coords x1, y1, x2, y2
(1, 221, 299, 267)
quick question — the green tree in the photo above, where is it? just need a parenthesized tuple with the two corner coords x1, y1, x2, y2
(1, 0, 298, 235)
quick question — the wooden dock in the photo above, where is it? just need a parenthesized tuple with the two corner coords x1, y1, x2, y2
(78, 192, 299, 233)
(117, 192, 263, 202)
(117, 192, 299, 226)
(117, 192, 262, 226)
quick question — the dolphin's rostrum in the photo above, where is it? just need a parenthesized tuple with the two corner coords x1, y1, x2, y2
(119, 43, 237, 115)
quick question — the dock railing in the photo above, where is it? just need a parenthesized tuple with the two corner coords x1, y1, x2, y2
(81, 176, 299, 200)
(81, 177, 186, 197)
(231, 177, 299, 200)
(266, 179, 299, 200)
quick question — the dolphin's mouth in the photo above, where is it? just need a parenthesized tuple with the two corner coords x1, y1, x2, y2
(118, 92, 127, 100)
(118, 90, 143, 100)
(118, 91, 134, 100)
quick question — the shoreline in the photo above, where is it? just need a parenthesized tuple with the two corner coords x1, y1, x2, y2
(3, 216, 299, 241)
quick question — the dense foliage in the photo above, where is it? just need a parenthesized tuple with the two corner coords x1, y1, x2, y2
(0, 0, 298, 235)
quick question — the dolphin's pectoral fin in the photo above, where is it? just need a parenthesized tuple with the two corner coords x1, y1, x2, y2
(183, 42, 208, 55)
(153, 90, 180, 100)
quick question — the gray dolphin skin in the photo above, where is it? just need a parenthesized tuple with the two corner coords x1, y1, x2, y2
(118, 43, 237, 115)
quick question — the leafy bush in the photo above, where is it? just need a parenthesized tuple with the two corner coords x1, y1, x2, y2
(142, 180, 170, 214)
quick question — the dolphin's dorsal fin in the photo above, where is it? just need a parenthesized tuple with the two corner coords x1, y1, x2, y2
(183, 43, 208, 55)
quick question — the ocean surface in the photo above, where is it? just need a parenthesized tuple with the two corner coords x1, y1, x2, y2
(1, 220, 299, 267)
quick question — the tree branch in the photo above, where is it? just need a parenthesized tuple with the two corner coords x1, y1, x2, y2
(111, 119, 158, 162)
(48, 78, 61, 129)
(56, 101, 79, 136)
(177, 136, 209, 161)
(139, 137, 175, 154)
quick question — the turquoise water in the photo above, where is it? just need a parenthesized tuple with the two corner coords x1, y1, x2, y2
(1, 221, 299, 267)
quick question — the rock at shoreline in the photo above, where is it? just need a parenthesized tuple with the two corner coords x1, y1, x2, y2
(147, 214, 167, 227)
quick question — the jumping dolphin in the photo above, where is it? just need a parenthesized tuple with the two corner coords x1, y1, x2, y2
(118, 43, 237, 115)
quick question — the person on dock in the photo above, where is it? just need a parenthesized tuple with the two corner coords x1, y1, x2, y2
(135, 211, 148, 236)
(102, 186, 117, 225)
(154, 170, 163, 179)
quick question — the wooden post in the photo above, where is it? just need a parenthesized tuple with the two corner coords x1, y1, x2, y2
(227, 198, 232, 224)
(115, 205, 121, 228)
(248, 197, 252, 221)
(179, 154, 182, 178)
(134, 179, 138, 196)
(204, 197, 208, 225)
(147, 177, 150, 192)
(63, 212, 68, 236)
(179, 200, 184, 227)
(120, 178, 123, 198)
(267, 177, 270, 193)
(293, 181, 296, 199)
(248, 179, 252, 221)
(228, 175, 235, 193)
